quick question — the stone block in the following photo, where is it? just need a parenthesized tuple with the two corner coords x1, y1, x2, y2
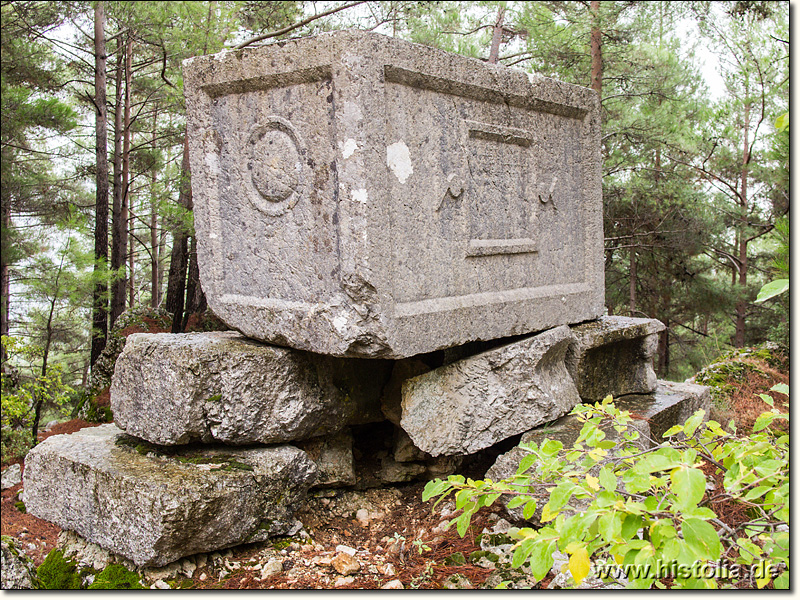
(183, 30, 604, 358)
(615, 379, 711, 442)
(485, 379, 710, 523)
(400, 326, 580, 456)
(23, 424, 316, 567)
(296, 431, 356, 488)
(111, 332, 387, 446)
(566, 316, 664, 402)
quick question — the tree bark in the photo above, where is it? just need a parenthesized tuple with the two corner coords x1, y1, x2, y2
(150, 110, 160, 308)
(734, 101, 751, 348)
(165, 133, 192, 332)
(90, 1, 109, 367)
(590, 0, 602, 97)
(123, 33, 134, 309)
(1, 193, 10, 368)
(488, 5, 506, 64)
(110, 40, 125, 326)
(629, 247, 637, 315)
(182, 234, 206, 330)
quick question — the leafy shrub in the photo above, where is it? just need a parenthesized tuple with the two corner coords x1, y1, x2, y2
(424, 391, 788, 589)
(36, 549, 82, 589)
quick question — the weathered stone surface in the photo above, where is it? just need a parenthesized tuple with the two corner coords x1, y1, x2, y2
(380, 359, 431, 425)
(1, 537, 36, 589)
(184, 30, 604, 358)
(378, 457, 426, 483)
(23, 424, 317, 567)
(615, 380, 711, 442)
(392, 428, 428, 463)
(111, 332, 386, 446)
(1, 463, 22, 490)
(296, 431, 356, 488)
(486, 380, 711, 524)
(566, 316, 664, 402)
(400, 326, 580, 456)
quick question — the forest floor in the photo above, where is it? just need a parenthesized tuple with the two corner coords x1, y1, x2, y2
(1, 348, 788, 589)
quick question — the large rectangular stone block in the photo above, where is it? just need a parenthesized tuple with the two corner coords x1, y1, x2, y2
(111, 332, 389, 446)
(400, 326, 580, 456)
(184, 30, 604, 358)
(23, 425, 317, 567)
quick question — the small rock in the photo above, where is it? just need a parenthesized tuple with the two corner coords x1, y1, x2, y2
(260, 559, 283, 580)
(1, 464, 22, 490)
(335, 544, 357, 556)
(331, 552, 361, 576)
(1, 537, 36, 589)
(378, 563, 396, 577)
(311, 555, 333, 567)
(443, 573, 473, 589)
(199, 573, 207, 581)
(335, 576, 355, 587)
(153, 580, 171, 589)
(355, 508, 370, 526)
(381, 579, 404, 589)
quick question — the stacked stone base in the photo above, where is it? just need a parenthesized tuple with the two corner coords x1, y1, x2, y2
(23, 316, 709, 568)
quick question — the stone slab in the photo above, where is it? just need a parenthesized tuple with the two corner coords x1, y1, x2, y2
(485, 379, 710, 524)
(22, 424, 317, 567)
(111, 332, 387, 446)
(296, 431, 356, 488)
(184, 30, 604, 358)
(400, 326, 580, 456)
(566, 316, 664, 402)
(615, 379, 711, 442)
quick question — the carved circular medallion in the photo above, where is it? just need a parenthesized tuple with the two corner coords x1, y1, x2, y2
(245, 117, 306, 216)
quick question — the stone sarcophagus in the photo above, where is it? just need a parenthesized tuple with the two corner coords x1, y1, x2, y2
(184, 30, 604, 358)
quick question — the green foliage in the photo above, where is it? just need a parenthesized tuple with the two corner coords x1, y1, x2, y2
(87, 563, 145, 589)
(36, 549, 82, 590)
(423, 394, 788, 589)
(14, 501, 26, 513)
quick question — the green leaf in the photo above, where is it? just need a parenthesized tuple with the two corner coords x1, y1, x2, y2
(511, 536, 536, 569)
(681, 519, 721, 560)
(599, 466, 617, 492)
(683, 410, 705, 437)
(422, 479, 449, 501)
(775, 112, 789, 131)
(662, 424, 683, 437)
(755, 279, 789, 302)
(549, 481, 577, 511)
(528, 539, 556, 581)
(635, 453, 681, 474)
(517, 453, 538, 475)
(507, 495, 529, 509)
(455, 510, 472, 537)
(670, 467, 705, 509)
(621, 514, 643, 540)
(775, 572, 789, 589)
(770, 383, 789, 395)
(523, 499, 538, 520)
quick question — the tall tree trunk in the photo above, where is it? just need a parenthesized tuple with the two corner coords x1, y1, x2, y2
(150, 110, 160, 308)
(734, 101, 751, 348)
(165, 133, 192, 332)
(110, 40, 125, 325)
(590, 0, 602, 98)
(0, 194, 10, 368)
(182, 235, 207, 330)
(123, 34, 134, 309)
(629, 247, 637, 315)
(90, 1, 109, 367)
(488, 5, 506, 64)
